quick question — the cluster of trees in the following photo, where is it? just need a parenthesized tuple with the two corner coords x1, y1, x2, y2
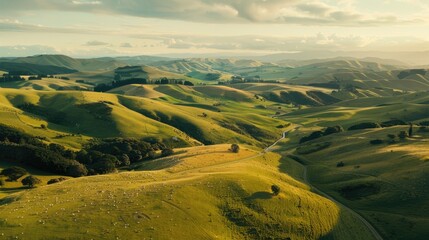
(218, 75, 279, 85)
(77, 138, 169, 174)
(205, 73, 221, 81)
(94, 78, 147, 92)
(0, 124, 173, 178)
(370, 124, 414, 145)
(0, 165, 69, 188)
(94, 77, 194, 92)
(349, 119, 410, 131)
(1, 74, 24, 82)
(154, 77, 194, 86)
(0, 166, 40, 187)
(300, 126, 344, 144)
(348, 122, 381, 131)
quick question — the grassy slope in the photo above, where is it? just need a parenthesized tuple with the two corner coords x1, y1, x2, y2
(0, 161, 67, 199)
(0, 78, 92, 91)
(0, 86, 290, 148)
(62, 66, 204, 85)
(0, 88, 198, 148)
(0, 145, 374, 240)
(115, 84, 292, 144)
(278, 93, 429, 239)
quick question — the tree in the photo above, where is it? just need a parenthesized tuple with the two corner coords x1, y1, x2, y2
(408, 123, 413, 137)
(21, 175, 42, 188)
(118, 154, 131, 166)
(230, 144, 240, 153)
(160, 77, 169, 84)
(47, 177, 67, 185)
(66, 164, 88, 177)
(184, 80, 194, 86)
(336, 161, 345, 167)
(271, 185, 280, 196)
(148, 150, 156, 159)
(161, 148, 174, 157)
(398, 131, 408, 140)
(0, 166, 27, 181)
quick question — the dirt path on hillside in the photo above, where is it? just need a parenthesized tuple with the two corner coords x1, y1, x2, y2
(301, 167, 383, 240)
(133, 127, 384, 240)
(279, 128, 384, 240)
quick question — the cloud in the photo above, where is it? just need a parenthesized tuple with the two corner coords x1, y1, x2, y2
(0, 45, 58, 57)
(84, 40, 109, 46)
(0, 0, 423, 26)
(151, 33, 379, 52)
(120, 43, 133, 48)
(0, 18, 104, 34)
(72, 0, 101, 5)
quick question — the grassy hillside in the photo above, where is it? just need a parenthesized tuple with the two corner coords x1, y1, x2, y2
(0, 145, 376, 239)
(0, 62, 77, 75)
(277, 92, 429, 239)
(0, 78, 92, 91)
(63, 66, 203, 85)
(0, 86, 290, 148)
(8, 55, 125, 72)
(0, 88, 197, 148)
(230, 83, 340, 106)
(0, 161, 67, 199)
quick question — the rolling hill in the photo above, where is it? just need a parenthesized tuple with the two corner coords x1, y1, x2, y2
(0, 144, 377, 240)
(0, 62, 77, 75)
(276, 92, 429, 239)
(0, 86, 291, 149)
(0, 55, 175, 72)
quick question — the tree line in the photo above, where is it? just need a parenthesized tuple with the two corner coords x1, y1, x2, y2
(94, 77, 194, 92)
(0, 124, 173, 177)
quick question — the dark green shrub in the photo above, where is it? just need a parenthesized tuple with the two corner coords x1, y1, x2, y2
(21, 175, 42, 188)
(66, 164, 88, 177)
(230, 144, 240, 153)
(161, 148, 174, 157)
(1, 166, 28, 181)
(271, 185, 281, 196)
(324, 126, 344, 135)
(370, 139, 384, 145)
(47, 177, 68, 185)
(398, 131, 408, 139)
(299, 131, 324, 143)
(348, 122, 380, 131)
(380, 119, 407, 127)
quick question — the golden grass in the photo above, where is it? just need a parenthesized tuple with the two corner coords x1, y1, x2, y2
(0, 144, 375, 239)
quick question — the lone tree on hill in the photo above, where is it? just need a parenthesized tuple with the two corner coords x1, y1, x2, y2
(0, 166, 27, 181)
(230, 144, 240, 153)
(21, 175, 42, 188)
(408, 123, 413, 137)
(271, 185, 281, 196)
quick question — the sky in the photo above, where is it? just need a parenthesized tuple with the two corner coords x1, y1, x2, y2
(0, 0, 428, 57)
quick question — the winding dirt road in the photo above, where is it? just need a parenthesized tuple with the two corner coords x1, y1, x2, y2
(276, 128, 384, 240)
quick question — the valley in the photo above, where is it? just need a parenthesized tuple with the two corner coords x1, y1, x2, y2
(0, 54, 428, 240)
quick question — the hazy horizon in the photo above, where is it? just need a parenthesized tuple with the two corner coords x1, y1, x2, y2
(0, 0, 429, 61)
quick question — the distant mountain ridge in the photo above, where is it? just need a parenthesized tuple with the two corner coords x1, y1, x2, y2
(0, 54, 174, 72)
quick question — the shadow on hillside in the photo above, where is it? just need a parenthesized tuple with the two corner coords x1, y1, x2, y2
(246, 191, 273, 200)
